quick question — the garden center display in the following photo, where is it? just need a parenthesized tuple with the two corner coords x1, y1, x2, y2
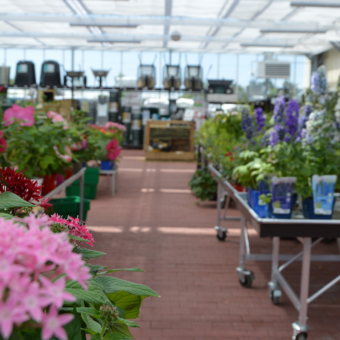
(0, 168, 158, 340)
(195, 66, 340, 220)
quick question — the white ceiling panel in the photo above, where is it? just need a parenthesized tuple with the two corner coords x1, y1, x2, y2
(84, 0, 164, 16)
(172, 0, 226, 18)
(230, 0, 269, 20)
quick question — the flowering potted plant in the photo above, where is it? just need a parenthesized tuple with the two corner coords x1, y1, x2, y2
(3, 105, 75, 195)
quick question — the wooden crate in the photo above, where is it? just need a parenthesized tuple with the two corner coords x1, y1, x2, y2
(144, 120, 195, 161)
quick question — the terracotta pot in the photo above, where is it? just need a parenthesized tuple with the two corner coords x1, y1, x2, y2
(42, 174, 57, 195)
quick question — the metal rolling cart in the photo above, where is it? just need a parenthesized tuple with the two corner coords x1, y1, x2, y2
(43, 168, 86, 221)
(209, 164, 340, 340)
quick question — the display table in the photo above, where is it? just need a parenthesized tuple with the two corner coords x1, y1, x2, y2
(99, 166, 118, 197)
(209, 164, 340, 340)
(144, 120, 195, 161)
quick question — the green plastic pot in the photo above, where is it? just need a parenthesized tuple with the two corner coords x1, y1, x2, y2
(66, 167, 99, 199)
(47, 196, 91, 221)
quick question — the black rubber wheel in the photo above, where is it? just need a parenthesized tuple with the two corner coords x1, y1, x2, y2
(216, 231, 227, 241)
(239, 272, 254, 288)
(296, 332, 308, 340)
(271, 291, 280, 305)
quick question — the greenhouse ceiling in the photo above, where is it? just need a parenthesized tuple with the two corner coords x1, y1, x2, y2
(1, 0, 340, 55)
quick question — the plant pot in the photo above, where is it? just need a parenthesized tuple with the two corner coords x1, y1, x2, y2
(47, 196, 91, 221)
(250, 189, 267, 218)
(302, 197, 336, 219)
(42, 174, 57, 196)
(56, 174, 64, 186)
(66, 167, 100, 200)
(65, 168, 73, 180)
(101, 160, 114, 171)
(229, 181, 246, 192)
(267, 194, 297, 219)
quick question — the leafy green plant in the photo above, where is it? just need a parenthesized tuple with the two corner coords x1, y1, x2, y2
(189, 168, 217, 201)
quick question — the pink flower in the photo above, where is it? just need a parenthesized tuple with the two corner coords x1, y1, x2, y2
(40, 277, 76, 308)
(106, 139, 121, 161)
(0, 298, 28, 338)
(104, 121, 126, 132)
(47, 111, 68, 129)
(41, 306, 73, 340)
(0, 131, 6, 153)
(54, 145, 72, 163)
(22, 282, 50, 322)
(4, 104, 35, 127)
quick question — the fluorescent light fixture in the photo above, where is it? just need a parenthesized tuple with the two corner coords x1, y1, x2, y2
(291, 1, 340, 7)
(70, 23, 138, 28)
(260, 28, 327, 34)
(241, 43, 295, 48)
(87, 39, 141, 44)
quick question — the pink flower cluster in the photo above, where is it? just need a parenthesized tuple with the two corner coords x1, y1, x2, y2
(4, 104, 35, 127)
(0, 214, 91, 339)
(47, 111, 69, 130)
(104, 121, 127, 132)
(50, 214, 94, 246)
(106, 139, 121, 161)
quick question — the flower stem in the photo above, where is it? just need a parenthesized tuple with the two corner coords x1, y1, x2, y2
(100, 321, 107, 337)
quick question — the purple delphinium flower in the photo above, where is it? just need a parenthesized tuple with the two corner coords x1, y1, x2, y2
(255, 107, 265, 132)
(269, 129, 279, 147)
(274, 124, 286, 141)
(311, 71, 319, 95)
(285, 99, 299, 141)
(241, 109, 255, 141)
(273, 95, 285, 124)
(305, 104, 312, 117)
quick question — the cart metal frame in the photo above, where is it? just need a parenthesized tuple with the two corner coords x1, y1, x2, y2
(209, 164, 340, 340)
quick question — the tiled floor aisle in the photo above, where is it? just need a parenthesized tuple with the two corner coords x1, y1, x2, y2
(87, 150, 340, 340)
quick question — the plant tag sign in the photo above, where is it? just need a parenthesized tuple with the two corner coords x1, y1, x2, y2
(271, 176, 296, 215)
(312, 175, 337, 215)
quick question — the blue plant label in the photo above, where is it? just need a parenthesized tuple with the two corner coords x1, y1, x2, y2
(312, 175, 337, 215)
(271, 176, 296, 215)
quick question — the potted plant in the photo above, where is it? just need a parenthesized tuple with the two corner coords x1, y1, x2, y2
(3, 105, 75, 195)
(189, 168, 217, 201)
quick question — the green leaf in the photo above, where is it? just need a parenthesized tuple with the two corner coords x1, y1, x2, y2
(69, 235, 92, 243)
(107, 291, 143, 319)
(103, 333, 132, 340)
(90, 334, 102, 340)
(65, 288, 108, 305)
(66, 280, 83, 289)
(110, 323, 133, 339)
(81, 314, 102, 334)
(81, 329, 96, 336)
(0, 213, 13, 219)
(95, 276, 159, 297)
(98, 268, 145, 275)
(62, 306, 100, 317)
(75, 248, 106, 259)
(64, 307, 82, 340)
(0, 191, 35, 209)
(117, 318, 140, 328)
(87, 264, 108, 276)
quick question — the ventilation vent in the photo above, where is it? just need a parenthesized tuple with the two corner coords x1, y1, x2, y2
(257, 61, 290, 79)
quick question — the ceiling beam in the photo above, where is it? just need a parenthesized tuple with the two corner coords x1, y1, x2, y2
(0, 12, 334, 31)
(163, 0, 172, 48)
(0, 31, 332, 46)
(291, 1, 340, 7)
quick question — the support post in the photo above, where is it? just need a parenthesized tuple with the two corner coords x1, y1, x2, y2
(79, 171, 84, 221)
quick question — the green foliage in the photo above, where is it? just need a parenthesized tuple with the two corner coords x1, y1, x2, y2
(189, 168, 217, 201)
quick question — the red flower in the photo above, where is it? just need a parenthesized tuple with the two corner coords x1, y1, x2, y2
(106, 139, 121, 161)
(39, 197, 52, 209)
(0, 131, 6, 153)
(0, 168, 43, 204)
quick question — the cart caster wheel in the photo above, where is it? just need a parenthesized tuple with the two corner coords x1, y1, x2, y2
(239, 271, 254, 288)
(271, 290, 281, 305)
(295, 332, 308, 340)
(216, 231, 227, 241)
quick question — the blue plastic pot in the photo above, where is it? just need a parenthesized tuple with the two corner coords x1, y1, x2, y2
(247, 188, 268, 218)
(267, 193, 297, 219)
(101, 160, 114, 171)
(302, 197, 336, 220)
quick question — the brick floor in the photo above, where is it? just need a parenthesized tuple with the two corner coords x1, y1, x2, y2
(86, 150, 340, 340)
